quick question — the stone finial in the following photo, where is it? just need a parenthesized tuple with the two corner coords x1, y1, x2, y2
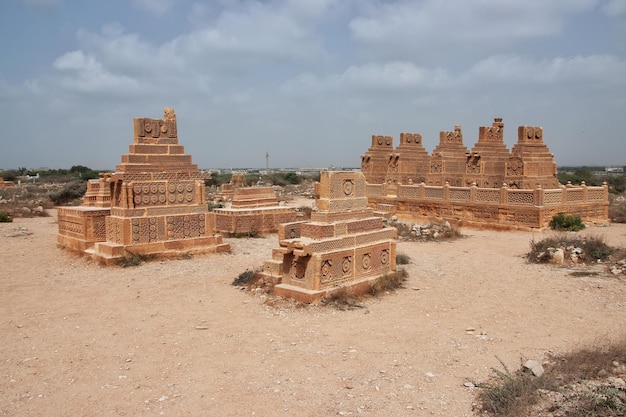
(163, 107, 176, 121)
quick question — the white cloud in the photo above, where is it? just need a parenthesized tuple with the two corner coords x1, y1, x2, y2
(52, 50, 140, 94)
(463, 54, 626, 86)
(348, 0, 600, 61)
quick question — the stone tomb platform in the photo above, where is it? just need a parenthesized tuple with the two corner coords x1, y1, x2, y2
(213, 186, 296, 235)
(257, 171, 398, 304)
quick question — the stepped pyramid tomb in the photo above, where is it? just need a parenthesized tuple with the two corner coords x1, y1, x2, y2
(256, 171, 398, 304)
(57, 107, 229, 263)
(362, 118, 609, 229)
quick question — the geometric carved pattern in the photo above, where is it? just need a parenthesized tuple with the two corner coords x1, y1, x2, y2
(566, 189, 584, 203)
(508, 191, 535, 205)
(449, 188, 471, 201)
(476, 189, 500, 203)
(543, 190, 563, 205)
(424, 187, 444, 199)
(166, 214, 205, 240)
(587, 189, 605, 201)
(321, 259, 333, 283)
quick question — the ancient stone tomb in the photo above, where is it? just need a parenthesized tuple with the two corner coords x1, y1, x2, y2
(361, 118, 608, 229)
(211, 173, 297, 235)
(57, 108, 229, 263)
(257, 171, 398, 304)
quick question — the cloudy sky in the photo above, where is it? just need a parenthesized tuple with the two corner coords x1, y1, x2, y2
(1, 0, 625, 170)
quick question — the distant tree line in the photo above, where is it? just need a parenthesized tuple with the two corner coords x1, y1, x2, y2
(205, 171, 316, 188)
(1, 165, 102, 182)
(557, 168, 625, 194)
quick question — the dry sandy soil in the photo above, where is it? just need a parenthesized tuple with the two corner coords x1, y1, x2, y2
(1, 205, 625, 417)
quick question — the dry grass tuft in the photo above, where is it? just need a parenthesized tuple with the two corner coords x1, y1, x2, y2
(475, 337, 626, 417)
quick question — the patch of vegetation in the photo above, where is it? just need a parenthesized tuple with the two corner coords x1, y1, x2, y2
(319, 287, 365, 310)
(368, 270, 407, 296)
(117, 252, 150, 267)
(207, 202, 224, 211)
(476, 358, 546, 416)
(228, 229, 262, 238)
(48, 180, 87, 206)
(396, 253, 411, 265)
(475, 338, 626, 417)
(0, 211, 13, 222)
(569, 271, 601, 277)
(528, 235, 614, 264)
(232, 269, 258, 286)
(549, 212, 586, 232)
(69, 165, 100, 180)
(204, 173, 232, 187)
(266, 172, 304, 186)
(320, 269, 408, 310)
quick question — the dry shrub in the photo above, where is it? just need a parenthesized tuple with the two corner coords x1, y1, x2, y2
(368, 270, 407, 296)
(319, 287, 365, 310)
(528, 235, 614, 264)
(0, 211, 13, 223)
(476, 337, 626, 417)
(320, 269, 408, 309)
(546, 338, 626, 385)
(232, 269, 259, 286)
(476, 359, 546, 417)
(396, 253, 410, 265)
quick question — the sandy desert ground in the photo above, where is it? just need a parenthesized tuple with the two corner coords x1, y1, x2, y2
(1, 205, 625, 417)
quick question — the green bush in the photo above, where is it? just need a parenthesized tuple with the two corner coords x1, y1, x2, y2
(0, 211, 13, 223)
(266, 172, 303, 186)
(549, 213, 586, 231)
(48, 180, 87, 205)
(205, 173, 232, 187)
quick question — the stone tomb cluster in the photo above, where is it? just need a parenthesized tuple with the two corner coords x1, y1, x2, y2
(361, 118, 608, 229)
(57, 108, 396, 302)
(57, 109, 609, 301)
(361, 118, 559, 189)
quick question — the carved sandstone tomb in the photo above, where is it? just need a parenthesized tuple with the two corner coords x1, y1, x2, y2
(257, 171, 398, 304)
(213, 185, 297, 235)
(384, 132, 430, 191)
(426, 124, 469, 186)
(360, 135, 395, 185)
(505, 125, 559, 189)
(57, 107, 229, 263)
(465, 117, 510, 188)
